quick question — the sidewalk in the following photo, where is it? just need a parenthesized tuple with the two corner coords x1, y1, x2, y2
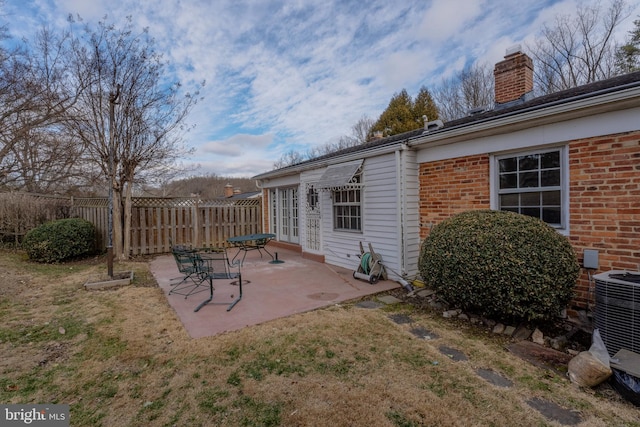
(149, 247, 400, 338)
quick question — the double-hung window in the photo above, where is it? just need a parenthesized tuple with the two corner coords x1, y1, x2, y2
(495, 147, 566, 229)
(318, 160, 363, 232)
(332, 170, 362, 232)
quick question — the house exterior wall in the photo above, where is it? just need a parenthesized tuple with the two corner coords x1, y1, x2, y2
(322, 153, 404, 276)
(568, 130, 640, 305)
(417, 129, 640, 312)
(259, 150, 414, 281)
(419, 154, 491, 239)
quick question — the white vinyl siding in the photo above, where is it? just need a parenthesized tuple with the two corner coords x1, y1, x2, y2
(323, 153, 401, 275)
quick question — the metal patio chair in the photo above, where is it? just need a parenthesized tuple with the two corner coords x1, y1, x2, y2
(168, 246, 209, 298)
(194, 247, 243, 312)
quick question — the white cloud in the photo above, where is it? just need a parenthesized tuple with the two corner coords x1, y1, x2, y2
(418, 0, 485, 42)
(4, 0, 639, 179)
(55, 0, 107, 20)
(202, 134, 274, 157)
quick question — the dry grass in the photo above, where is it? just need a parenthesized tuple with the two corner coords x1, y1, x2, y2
(0, 249, 638, 426)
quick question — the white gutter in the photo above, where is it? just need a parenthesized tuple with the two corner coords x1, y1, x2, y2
(254, 141, 409, 181)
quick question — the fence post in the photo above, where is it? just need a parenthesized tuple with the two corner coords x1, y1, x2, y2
(192, 198, 200, 248)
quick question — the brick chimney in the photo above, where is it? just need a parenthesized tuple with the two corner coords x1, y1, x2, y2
(494, 46, 533, 105)
(224, 183, 233, 198)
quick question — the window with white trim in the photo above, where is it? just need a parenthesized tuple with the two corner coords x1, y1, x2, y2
(495, 147, 566, 228)
(332, 170, 362, 231)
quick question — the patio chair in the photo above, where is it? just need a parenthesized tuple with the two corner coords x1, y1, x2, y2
(194, 248, 243, 312)
(169, 246, 209, 298)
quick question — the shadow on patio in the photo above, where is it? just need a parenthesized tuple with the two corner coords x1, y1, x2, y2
(149, 246, 400, 338)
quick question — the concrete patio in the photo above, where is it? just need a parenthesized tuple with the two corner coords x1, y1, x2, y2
(149, 245, 400, 338)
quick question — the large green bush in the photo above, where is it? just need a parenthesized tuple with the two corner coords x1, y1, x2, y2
(23, 218, 97, 263)
(419, 210, 580, 322)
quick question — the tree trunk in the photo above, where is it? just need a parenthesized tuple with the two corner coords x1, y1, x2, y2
(123, 180, 132, 260)
(113, 186, 125, 261)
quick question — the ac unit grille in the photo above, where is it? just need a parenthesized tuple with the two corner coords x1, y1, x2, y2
(594, 271, 640, 357)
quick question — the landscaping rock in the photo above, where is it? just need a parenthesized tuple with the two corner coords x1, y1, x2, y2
(429, 300, 445, 311)
(493, 323, 505, 334)
(483, 318, 497, 328)
(550, 335, 569, 351)
(416, 288, 435, 298)
(503, 325, 516, 336)
(458, 313, 469, 321)
(442, 309, 461, 318)
(531, 328, 545, 345)
(512, 325, 532, 341)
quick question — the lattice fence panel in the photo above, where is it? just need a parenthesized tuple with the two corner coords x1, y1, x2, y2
(1, 192, 263, 255)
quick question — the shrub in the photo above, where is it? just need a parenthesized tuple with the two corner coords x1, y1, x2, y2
(23, 218, 97, 263)
(418, 210, 580, 322)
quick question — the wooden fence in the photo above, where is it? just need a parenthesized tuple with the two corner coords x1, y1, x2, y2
(75, 197, 263, 255)
(1, 193, 263, 256)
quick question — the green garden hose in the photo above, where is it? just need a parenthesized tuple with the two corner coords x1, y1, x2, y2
(361, 252, 371, 274)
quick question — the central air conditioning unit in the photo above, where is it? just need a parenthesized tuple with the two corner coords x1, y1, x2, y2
(593, 271, 640, 357)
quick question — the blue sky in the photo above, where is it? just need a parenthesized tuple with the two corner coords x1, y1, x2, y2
(3, 0, 640, 178)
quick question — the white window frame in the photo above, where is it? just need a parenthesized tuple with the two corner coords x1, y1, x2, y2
(332, 169, 363, 233)
(490, 145, 569, 233)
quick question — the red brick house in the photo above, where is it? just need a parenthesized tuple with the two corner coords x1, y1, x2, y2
(253, 48, 640, 315)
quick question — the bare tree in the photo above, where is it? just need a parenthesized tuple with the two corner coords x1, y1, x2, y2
(433, 63, 494, 122)
(528, 0, 629, 94)
(0, 27, 83, 191)
(66, 16, 202, 259)
(273, 149, 306, 169)
(273, 115, 375, 169)
(349, 114, 375, 144)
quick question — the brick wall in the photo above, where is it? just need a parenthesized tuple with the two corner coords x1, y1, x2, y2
(568, 130, 640, 308)
(419, 154, 491, 238)
(418, 130, 640, 312)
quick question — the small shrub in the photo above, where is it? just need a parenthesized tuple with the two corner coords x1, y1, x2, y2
(23, 218, 97, 263)
(418, 210, 580, 322)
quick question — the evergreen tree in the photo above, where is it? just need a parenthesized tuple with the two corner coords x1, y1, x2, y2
(616, 17, 640, 73)
(412, 86, 439, 125)
(371, 87, 439, 137)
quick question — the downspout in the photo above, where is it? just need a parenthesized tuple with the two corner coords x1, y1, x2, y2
(394, 142, 413, 292)
(254, 179, 267, 235)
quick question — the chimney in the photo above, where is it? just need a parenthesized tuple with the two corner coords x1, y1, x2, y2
(493, 45, 533, 105)
(224, 183, 233, 198)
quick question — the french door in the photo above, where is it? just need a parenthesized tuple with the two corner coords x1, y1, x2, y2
(271, 187, 299, 244)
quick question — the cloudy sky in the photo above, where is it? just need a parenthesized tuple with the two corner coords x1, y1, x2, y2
(4, 0, 640, 178)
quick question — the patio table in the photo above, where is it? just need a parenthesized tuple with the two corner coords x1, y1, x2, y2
(227, 233, 276, 265)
